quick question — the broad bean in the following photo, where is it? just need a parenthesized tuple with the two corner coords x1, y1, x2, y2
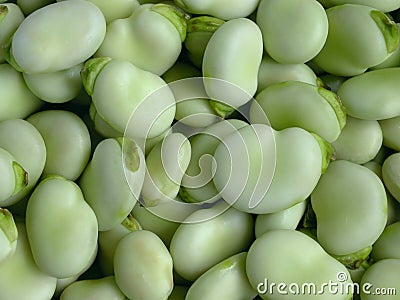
(98, 214, 141, 276)
(213, 124, 323, 213)
(0, 63, 42, 122)
(255, 201, 307, 238)
(0, 221, 57, 300)
(331, 116, 383, 164)
(184, 16, 225, 67)
(79, 137, 145, 231)
(313, 4, 398, 76)
(23, 64, 83, 103)
(25, 176, 98, 278)
(360, 259, 400, 299)
(337, 68, 400, 120)
(27, 110, 91, 181)
(83, 57, 176, 139)
(246, 229, 352, 300)
(379, 116, 400, 151)
(95, 3, 187, 75)
(0, 119, 46, 206)
(186, 252, 257, 300)
(141, 132, 191, 206)
(0, 3, 24, 63)
(9, 0, 106, 73)
(311, 160, 387, 263)
(250, 81, 346, 143)
(170, 202, 254, 281)
(371, 221, 400, 261)
(257, 55, 318, 92)
(257, 0, 328, 64)
(113, 229, 174, 300)
(202, 18, 263, 117)
(60, 276, 126, 300)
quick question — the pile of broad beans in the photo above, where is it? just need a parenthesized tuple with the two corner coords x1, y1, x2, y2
(2, 0, 400, 299)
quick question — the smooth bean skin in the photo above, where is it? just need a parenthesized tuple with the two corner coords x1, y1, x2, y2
(371, 222, 400, 261)
(213, 124, 322, 214)
(27, 110, 91, 181)
(170, 203, 254, 281)
(132, 204, 180, 247)
(23, 63, 83, 103)
(379, 116, 400, 151)
(382, 153, 400, 202)
(82, 0, 139, 23)
(337, 68, 400, 120)
(60, 276, 126, 300)
(186, 252, 257, 300)
(0, 119, 46, 206)
(162, 62, 219, 128)
(95, 3, 186, 75)
(86, 58, 176, 139)
(79, 138, 145, 231)
(141, 133, 191, 206)
(250, 81, 346, 143)
(311, 160, 387, 256)
(26, 176, 98, 278)
(174, 0, 259, 20)
(313, 5, 398, 76)
(360, 259, 400, 299)
(257, 56, 318, 93)
(10, 0, 106, 74)
(202, 18, 263, 116)
(0, 208, 17, 264)
(0, 221, 57, 300)
(114, 230, 174, 300)
(0, 63, 42, 122)
(180, 119, 248, 203)
(257, 0, 328, 64)
(318, 0, 400, 12)
(246, 229, 352, 300)
(0, 4, 24, 63)
(331, 116, 383, 164)
(98, 215, 141, 276)
(184, 16, 225, 68)
(255, 200, 307, 238)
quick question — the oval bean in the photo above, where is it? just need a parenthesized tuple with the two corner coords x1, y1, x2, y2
(10, 0, 106, 73)
(95, 3, 187, 75)
(311, 160, 387, 258)
(202, 18, 263, 117)
(250, 81, 346, 143)
(257, 0, 328, 64)
(337, 68, 400, 120)
(213, 124, 323, 214)
(79, 137, 145, 231)
(170, 202, 254, 281)
(26, 176, 98, 278)
(0, 221, 57, 300)
(313, 4, 398, 76)
(114, 230, 174, 300)
(27, 110, 91, 181)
